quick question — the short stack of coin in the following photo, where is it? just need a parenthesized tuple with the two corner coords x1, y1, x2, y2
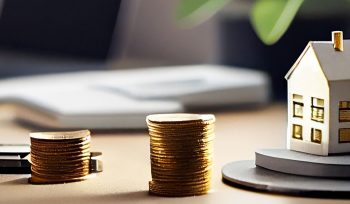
(29, 130, 91, 184)
(147, 113, 215, 197)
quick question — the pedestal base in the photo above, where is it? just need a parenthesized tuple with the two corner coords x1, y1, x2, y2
(222, 160, 350, 197)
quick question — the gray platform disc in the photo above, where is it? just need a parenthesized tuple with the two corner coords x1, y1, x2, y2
(222, 160, 350, 197)
(256, 149, 350, 178)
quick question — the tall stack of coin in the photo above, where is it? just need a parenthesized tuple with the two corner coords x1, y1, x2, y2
(29, 130, 91, 184)
(147, 113, 215, 196)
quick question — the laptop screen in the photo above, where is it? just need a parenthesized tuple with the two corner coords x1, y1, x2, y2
(0, 0, 122, 60)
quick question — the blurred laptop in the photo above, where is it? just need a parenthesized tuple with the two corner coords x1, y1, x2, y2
(0, 1, 271, 129)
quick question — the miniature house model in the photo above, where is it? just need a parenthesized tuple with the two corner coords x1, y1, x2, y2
(286, 31, 350, 156)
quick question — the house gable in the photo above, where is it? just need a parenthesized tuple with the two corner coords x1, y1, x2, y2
(287, 45, 328, 90)
(285, 42, 312, 80)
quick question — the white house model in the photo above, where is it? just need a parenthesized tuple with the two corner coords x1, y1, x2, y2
(286, 31, 350, 156)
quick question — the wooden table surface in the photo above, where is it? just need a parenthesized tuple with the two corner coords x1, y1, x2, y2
(0, 104, 348, 204)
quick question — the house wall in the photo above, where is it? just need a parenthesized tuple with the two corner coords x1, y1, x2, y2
(329, 80, 350, 154)
(287, 46, 330, 155)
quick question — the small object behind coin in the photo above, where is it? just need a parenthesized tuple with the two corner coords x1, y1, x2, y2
(90, 152, 103, 173)
(0, 144, 30, 174)
(147, 113, 215, 197)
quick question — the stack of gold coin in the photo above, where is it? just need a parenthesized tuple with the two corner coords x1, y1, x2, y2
(29, 130, 91, 184)
(147, 113, 215, 197)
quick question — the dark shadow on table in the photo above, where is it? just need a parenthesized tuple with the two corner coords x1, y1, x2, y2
(3, 190, 163, 204)
(0, 177, 29, 185)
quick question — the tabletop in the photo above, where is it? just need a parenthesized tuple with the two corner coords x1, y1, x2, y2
(0, 103, 348, 204)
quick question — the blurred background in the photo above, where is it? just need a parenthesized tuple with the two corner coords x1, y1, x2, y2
(0, 0, 349, 100)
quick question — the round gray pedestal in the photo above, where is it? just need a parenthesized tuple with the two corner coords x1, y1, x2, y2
(256, 149, 350, 178)
(222, 160, 350, 197)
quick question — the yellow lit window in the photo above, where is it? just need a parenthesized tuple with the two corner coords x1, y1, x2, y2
(293, 94, 303, 118)
(339, 128, 350, 143)
(311, 97, 324, 123)
(339, 101, 350, 122)
(311, 128, 322, 144)
(292, 124, 302, 140)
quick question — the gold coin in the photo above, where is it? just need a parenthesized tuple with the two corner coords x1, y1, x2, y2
(147, 124, 215, 131)
(30, 138, 90, 148)
(149, 180, 210, 197)
(30, 130, 90, 140)
(149, 134, 213, 139)
(29, 173, 92, 184)
(147, 113, 215, 124)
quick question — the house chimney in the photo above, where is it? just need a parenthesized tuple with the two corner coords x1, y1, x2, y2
(332, 31, 343, 51)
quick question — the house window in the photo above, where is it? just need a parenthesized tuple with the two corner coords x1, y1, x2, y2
(311, 128, 322, 144)
(339, 128, 350, 143)
(339, 101, 350, 122)
(293, 94, 303, 118)
(292, 124, 303, 140)
(311, 97, 324, 123)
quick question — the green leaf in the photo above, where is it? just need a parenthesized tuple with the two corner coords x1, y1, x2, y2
(176, 0, 231, 26)
(251, 0, 304, 45)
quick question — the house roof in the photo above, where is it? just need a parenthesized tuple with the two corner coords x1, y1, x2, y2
(285, 40, 350, 81)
